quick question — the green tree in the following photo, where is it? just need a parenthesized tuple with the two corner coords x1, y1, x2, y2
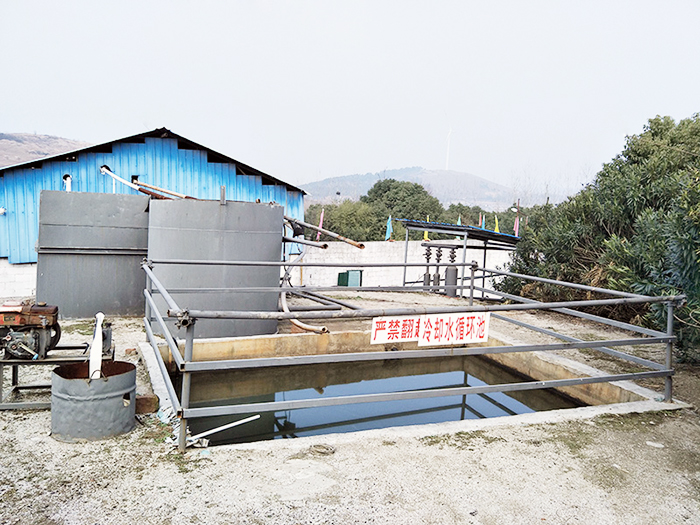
(361, 179, 444, 240)
(498, 114, 700, 361)
(361, 179, 444, 222)
(304, 200, 383, 242)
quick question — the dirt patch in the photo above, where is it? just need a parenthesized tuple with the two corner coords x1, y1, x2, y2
(1, 296, 699, 524)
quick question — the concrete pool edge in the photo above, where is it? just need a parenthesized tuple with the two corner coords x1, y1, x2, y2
(139, 339, 690, 451)
(214, 397, 690, 452)
(484, 328, 661, 406)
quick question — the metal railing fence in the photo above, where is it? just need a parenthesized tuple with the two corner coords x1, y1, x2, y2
(141, 258, 684, 451)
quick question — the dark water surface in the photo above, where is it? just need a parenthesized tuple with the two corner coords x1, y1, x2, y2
(180, 355, 583, 445)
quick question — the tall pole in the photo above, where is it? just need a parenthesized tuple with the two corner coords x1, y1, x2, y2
(664, 302, 674, 402)
(178, 321, 196, 451)
(445, 128, 452, 171)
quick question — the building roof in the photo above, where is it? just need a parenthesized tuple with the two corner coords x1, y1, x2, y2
(0, 127, 305, 195)
(396, 218, 520, 247)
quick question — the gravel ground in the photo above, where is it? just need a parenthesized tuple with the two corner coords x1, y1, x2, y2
(1, 295, 699, 525)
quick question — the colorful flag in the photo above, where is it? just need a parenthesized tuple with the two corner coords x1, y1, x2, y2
(455, 215, 462, 239)
(494, 215, 500, 233)
(424, 215, 430, 241)
(514, 216, 520, 237)
(316, 208, 325, 241)
(385, 215, 393, 241)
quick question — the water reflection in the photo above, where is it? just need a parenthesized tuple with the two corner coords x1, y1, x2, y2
(179, 355, 582, 445)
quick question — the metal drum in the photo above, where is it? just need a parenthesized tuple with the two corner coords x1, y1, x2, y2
(51, 361, 136, 443)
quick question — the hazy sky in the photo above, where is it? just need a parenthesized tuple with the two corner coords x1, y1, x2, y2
(2, 1, 698, 200)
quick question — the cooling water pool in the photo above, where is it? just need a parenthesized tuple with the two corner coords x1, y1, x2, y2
(178, 354, 583, 445)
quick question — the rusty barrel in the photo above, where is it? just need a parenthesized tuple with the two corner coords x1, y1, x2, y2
(51, 361, 136, 443)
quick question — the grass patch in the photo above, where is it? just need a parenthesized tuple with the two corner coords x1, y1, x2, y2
(420, 430, 504, 450)
(61, 320, 95, 336)
(141, 420, 173, 444)
(593, 410, 680, 431)
(552, 425, 595, 456)
(162, 451, 204, 473)
(590, 463, 629, 489)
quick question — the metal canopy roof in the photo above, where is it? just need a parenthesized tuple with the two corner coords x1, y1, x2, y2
(396, 218, 520, 246)
(0, 127, 306, 195)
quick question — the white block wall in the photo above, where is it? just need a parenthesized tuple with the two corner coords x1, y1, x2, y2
(0, 259, 37, 300)
(286, 240, 512, 293)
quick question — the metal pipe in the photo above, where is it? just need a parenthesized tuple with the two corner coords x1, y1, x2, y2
(282, 236, 328, 249)
(482, 267, 650, 299)
(665, 302, 674, 402)
(132, 180, 197, 200)
(182, 336, 671, 372)
(469, 261, 476, 306)
(181, 370, 672, 418)
(178, 322, 196, 452)
(160, 285, 467, 294)
(176, 294, 684, 321)
(284, 216, 365, 249)
(88, 312, 105, 380)
(278, 249, 332, 330)
(287, 304, 341, 311)
(148, 258, 480, 268)
(482, 241, 487, 299)
(143, 289, 184, 369)
(143, 317, 182, 413)
(188, 414, 261, 442)
(491, 313, 667, 371)
(295, 290, 362, 310)
(473, 285, 670, 338)
(289, 290, 339, 306)
(145, 267, 152, 323)
(459, 233, 468, 298)
(279, 290, 328, 334)
(100, 166, 171, 199)
(142, 263, 181, 313)
(402, 227, 410, 286)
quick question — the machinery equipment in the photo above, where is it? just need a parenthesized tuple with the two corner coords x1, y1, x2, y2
(0, 302, 61, 360)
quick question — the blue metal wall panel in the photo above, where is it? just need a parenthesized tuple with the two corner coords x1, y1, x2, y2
(0, 176, 8, 257)
(0, 136, 304, 264)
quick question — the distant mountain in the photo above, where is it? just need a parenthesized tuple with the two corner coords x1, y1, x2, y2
(301, 167, 517, 211)
(0, 133, 90, 168)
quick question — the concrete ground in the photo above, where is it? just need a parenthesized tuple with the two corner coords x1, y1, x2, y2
(1, 296, 699, 525)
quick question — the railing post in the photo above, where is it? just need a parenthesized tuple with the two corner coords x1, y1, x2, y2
(481, 241, 488, 299)
(469, 261, 477, 306)
(144, 266, 152, 323)
(178, 320, 196, 452)
(402, 228, 410, 287)
(664, 302, 674, 402)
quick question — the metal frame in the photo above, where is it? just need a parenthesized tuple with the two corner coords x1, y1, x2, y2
(141, 258, 684, 451)
(0, 345, 105, 410)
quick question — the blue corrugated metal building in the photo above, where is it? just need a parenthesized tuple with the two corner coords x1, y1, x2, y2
(0, 128, 305, 264)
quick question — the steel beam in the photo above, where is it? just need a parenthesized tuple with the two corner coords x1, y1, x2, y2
(491, 313, 667, 370)
(180, 294, 683, 321)
(181, 337, 671, 372)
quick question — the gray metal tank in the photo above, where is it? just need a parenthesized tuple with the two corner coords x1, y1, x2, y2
(51, 361, 136, 443)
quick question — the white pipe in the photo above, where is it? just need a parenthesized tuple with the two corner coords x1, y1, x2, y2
(188, 414, 261, 442)
(100, 166, 140, 191)
(280, 290, 329, 334)
(89, 312, 105, 379)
